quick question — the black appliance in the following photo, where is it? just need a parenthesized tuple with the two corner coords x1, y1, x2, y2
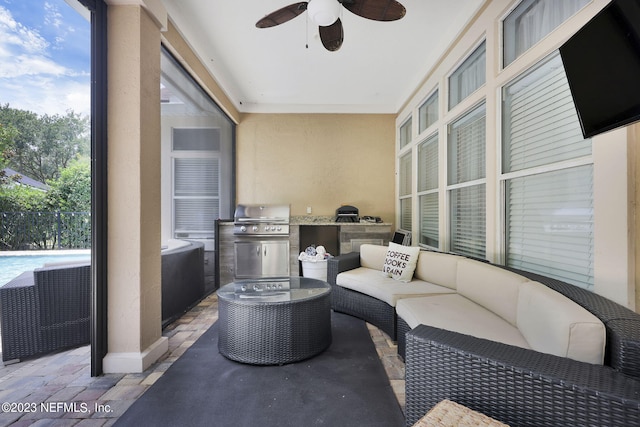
(335, 205, 359, 222)
(559, 0, 640, 138)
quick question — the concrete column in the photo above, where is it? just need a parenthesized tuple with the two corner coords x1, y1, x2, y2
(103, 2, 168, 373)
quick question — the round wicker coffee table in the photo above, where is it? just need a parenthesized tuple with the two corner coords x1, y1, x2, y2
(216, 277, 332, 365)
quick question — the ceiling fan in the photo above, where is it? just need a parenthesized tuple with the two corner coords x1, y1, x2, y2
(256, 0, 406, 52)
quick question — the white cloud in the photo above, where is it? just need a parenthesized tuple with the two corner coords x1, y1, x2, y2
(44, 2, 63, 29)
(0, 5, 89, 116)
(0, 6, 49, 53)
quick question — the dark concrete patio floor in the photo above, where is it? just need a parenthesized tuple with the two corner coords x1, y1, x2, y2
(0, 293, 405, 426)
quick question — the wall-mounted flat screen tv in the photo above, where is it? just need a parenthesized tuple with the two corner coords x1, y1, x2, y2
(559, 0, 640, 138)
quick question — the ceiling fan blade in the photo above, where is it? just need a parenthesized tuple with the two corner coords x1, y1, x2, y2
(256, 2, 308, 28)
(319, 18, 344, 51)
(341, 0, 406, 22)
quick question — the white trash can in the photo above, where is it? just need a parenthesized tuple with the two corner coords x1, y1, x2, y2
(301, 260, 328, 281)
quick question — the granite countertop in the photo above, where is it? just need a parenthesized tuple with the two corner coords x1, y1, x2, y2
(290, 216, 391, 226)
(218, 217, 391, 226)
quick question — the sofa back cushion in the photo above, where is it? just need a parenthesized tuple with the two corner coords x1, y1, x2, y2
(456, 259, 529, 326)
(517, 281, 606, 365)
(382, 243, 421, 282)
(359, 244, 389, 270)
(414, 251, 461, 290)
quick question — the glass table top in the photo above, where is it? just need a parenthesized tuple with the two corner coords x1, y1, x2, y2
(217, 276, 331, 303)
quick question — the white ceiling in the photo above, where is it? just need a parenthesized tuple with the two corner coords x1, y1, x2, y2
(162, 0, 485, 114)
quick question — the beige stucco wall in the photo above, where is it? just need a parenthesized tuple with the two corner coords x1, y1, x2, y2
(236, 113, 396, 223)
(105, 3, 167, 372)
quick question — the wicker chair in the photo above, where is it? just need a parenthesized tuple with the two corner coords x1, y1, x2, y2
(0, 262, 91, 362)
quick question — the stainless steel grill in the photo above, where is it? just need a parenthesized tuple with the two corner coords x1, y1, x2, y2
(233, 204, 291, 279)
(233, 204, 290, 236)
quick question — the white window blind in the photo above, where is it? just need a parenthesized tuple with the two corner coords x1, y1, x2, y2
(448, 103, 486, 258)
(399, 152, 412, 197)
(399, 152, 412, 231)
(450, 184, 486, 258)
(400, 198, 412, 231)
(174, 158, 219, 197)
(503, 0, 588, 67)
(418, 135, 439, 248)
(419, 193, 438, 247)
(448, 104, 486, 185)
(502, 52, 593, 289)
(418, 135, 438, 192)
(506, 166, 593, 289)
(173, 157, 220, 235)
(399, 117, 412, 149)
(503, 54, 590, 173)
(419, 91, 439, 133)
(449, 41, 486, 109)
(174, 198, 220, 234)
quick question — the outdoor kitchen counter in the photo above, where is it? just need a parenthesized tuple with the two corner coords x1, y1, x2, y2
(291, 215, 392, 226)
(216, 219, 392, 287)
(291, 217, 393, 254)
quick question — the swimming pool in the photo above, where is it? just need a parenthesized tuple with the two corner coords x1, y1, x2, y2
(0, 252, 91, 286)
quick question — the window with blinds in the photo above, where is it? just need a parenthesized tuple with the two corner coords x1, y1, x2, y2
(503, 0, 588, 67)
(449, 41, 486, 109)
(418, 134, 438, 247)
(506, 166, 593, 288)
(419, 91, 439, 134)
(399, 152, 412, 231)
(399, 117, 412, 149)
(448, 103, 486, 258)
(162, 47, 236, 245)
(502, 53, 590, 173)
(172, 128, 220, 239)
(502, 52, 593, 289)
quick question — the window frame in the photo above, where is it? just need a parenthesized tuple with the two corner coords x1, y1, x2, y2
(499, 51, 594, 289)
(446, 102, 487, 258)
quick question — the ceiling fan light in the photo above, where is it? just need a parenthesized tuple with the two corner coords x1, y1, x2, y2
(307, 0, 341, 26)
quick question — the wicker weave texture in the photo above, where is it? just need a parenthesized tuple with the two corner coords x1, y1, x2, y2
(0, 264, 91, 362)
(328, 254, 397, 339)
(405, 325, 640, 427)
(414, 399, 509, 427)
(330, 282, 397, 339)
(218, 290, 332, 365)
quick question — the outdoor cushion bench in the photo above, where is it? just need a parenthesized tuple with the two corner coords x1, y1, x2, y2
(327, 244, 640, 427)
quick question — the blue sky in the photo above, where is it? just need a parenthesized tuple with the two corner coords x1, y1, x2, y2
(0, 0, 90, 116)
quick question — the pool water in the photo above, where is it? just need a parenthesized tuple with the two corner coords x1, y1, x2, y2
(0, 253, 91, 286)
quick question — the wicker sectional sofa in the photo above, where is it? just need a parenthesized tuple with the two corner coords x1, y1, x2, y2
(327, 244, 640, 427)
(0, 262, 91, 363)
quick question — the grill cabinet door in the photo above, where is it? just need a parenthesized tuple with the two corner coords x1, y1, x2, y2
(234, 242, 262, 278)
(261, 241, 290, 277)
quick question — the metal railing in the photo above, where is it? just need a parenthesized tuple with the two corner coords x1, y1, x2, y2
(0, 212, 91, 250)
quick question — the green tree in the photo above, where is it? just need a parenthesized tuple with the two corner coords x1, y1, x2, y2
(46, 159, 91, 212)
(0, 184, 48, 212)
(0, 122, 18, 185)
(0, 104, 89, 183)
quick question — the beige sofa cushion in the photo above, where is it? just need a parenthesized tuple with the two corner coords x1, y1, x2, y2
(456, 259, 529, 326)
(359, 244, 389, 270)
(413, 251, 461, 290)
(396, 294, 531, 350)
(517, 281, 606, 365)
(382, 242, 421, 282)
(336, 268, 454, 306)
